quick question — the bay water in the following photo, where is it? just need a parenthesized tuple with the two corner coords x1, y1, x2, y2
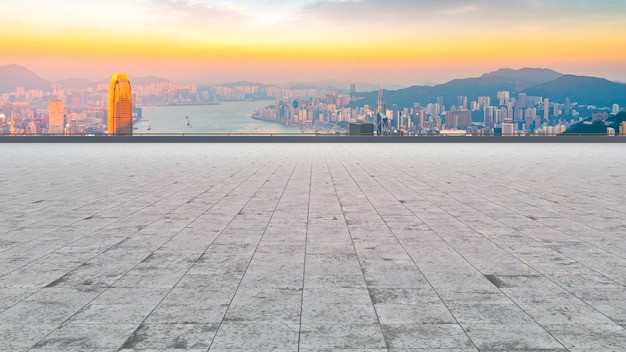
(134, 101, 301, 134)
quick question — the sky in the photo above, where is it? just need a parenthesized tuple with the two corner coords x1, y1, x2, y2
(2, 0, 626, 86)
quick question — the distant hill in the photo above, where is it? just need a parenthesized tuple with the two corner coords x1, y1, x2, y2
(218, 81, 276, 88)
(0, 64, 50, 93)
(350, 68, 624, 109)
(286, 80, 404, 92)
(55, 78, 98, 89)
(0, 65, 172, 93)
(129, 76, 170, 85)
(563, 111, 626, 135)
(481, 68, 562, 89)
(523, 75, 626, 107)
(350, 68, 561, 108)
(97, 76, 170, 85)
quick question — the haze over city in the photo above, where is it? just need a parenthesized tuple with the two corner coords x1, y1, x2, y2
(2, 0, 626, 85)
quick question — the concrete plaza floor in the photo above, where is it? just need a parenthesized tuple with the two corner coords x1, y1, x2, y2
(1, 143, 626, 351)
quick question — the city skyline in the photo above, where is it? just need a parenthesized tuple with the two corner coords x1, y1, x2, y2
(2, 0, 626, 85)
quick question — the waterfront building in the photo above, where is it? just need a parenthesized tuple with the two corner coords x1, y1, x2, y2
(349, 121, 374, 135)
(445, 110, 472, 129)
(502, 117, 514, 136)
(107, 73, 133, 135)
(48, 100, 64, 135)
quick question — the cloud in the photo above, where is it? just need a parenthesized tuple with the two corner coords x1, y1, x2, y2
(298, 0, 626, 27)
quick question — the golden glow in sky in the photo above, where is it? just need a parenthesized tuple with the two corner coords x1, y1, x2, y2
(2, 0, 626, 85)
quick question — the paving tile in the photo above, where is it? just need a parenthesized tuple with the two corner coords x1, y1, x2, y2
(30, 323, 137, 351)
(375, 303, 456, 324)
(0, 324, 58, 350)
(146, 303, 229, 324)
(225, 287, 302, 322)
(463, 323, 565, 350)
(210, 321, 300, 349)
(67, 303, 155, 325)
(120, 323, 218, 350)
(380, 324, 473, 349)
(0, 287, 37, 311)
(299, 323, 387, 349)
(545, 323, 626, 352)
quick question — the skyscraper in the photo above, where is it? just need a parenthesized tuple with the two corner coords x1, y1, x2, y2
(376, 87, 388, 135)
(376, 87, 386, 114)
(48, 100, 64, 135)
(108, 73, 133, 135)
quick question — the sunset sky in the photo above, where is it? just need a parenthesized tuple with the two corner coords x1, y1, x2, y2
(2, 0, 625, 86)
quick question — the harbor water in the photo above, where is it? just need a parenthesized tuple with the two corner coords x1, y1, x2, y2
(134, 101, 301, 134)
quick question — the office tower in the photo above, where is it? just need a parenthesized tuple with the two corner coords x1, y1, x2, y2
(477, 96, 491, 110)
(376, 87, 386, 114)
(564, 97, 571, 116)
(543, 98, 549, 123)
(457, 96, 468, 110)
(108, 73, 133, 135)
(553, 103, 560, 118)
(445, 110, 472, 129)
(350, 83, 356, 94)
(484, 106, 494, 128)
(48, 100, 64, 135)
(376, 88, 388, 135)
(349, 121, 374, 135)
(502, 117, 514, 136)
(518, 93, 527, 109)
(497, 91, 510, 106)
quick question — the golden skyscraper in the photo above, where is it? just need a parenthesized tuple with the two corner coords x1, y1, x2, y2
(108, 73, 133, 135)
(48, 100, 64, 135)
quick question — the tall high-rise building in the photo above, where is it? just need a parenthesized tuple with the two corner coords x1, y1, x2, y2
(376, 87, 388, 135)
(543, 98, 550, 123)
(376, 87, 386, 114)
(108, 73, 133, 135)
(456, 96, 468, 110)
(48, 100, 64, 135)
(477, 96, 490, 110)
(518, 93, 528, 109)
(497, 91, 510, 106)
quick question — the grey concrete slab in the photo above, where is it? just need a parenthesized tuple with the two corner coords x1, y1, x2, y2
(30, 323, 137, 351)
(380, 324, 474, 350)
(120, 323, 218, 350)
(1, 143, 626, 351)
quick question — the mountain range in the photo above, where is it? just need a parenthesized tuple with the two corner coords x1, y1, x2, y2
(1, 64, 625, 108)
(349, 68, 626, 109)
(0, 64, 171, 93)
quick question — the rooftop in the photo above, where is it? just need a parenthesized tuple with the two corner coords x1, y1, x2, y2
(1, 142, 626, 351)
